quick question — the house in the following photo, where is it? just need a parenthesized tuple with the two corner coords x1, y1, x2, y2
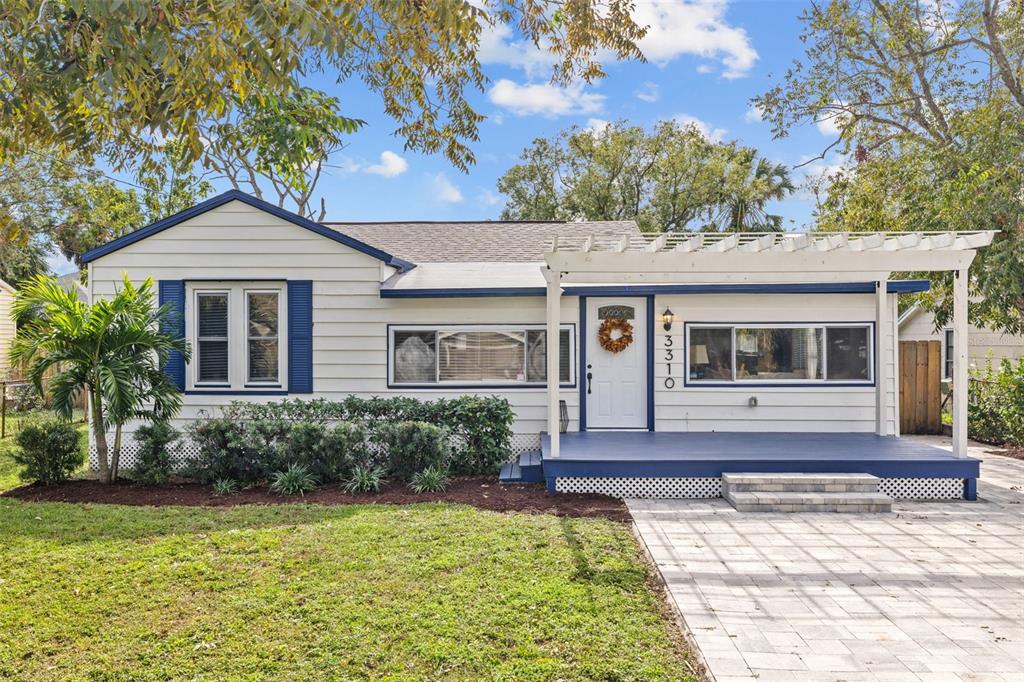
(0, 278, 14, 380)
(80, 190, 995, 502)
(899, 303, 1024, 378)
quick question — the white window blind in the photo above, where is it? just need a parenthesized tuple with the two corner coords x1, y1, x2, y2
(197, 293, 229, 383)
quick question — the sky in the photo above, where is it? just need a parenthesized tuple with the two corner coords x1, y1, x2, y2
(297, 0, 844, 226)
(53, 0, 846, 274)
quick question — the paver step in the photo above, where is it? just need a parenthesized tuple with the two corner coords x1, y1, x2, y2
(724, 490, 892, 513)
(722, 472, 880, 494)
(516, 450, 545, 482)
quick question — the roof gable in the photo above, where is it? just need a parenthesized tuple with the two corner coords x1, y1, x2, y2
(79, 190, 415, 272)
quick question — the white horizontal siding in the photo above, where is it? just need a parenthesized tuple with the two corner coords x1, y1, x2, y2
(88, 200, 579, 441)
(0, 286, 14, 378)
(653, 293, 897, 433)
(901, 307, 1024, 369)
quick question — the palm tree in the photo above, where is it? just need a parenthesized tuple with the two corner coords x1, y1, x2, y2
(711, 152, 795, 232)
(9, 275, 190, 483)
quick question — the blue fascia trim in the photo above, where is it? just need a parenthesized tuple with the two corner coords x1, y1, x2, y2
(80, 189, 416, 273)
(579, 296, 587, 432)
(378, 280, 931, 299)
(380, 287, 546, 299)
(185, 390, 289, 396)
(541, 457, 980, 480)
(646, 295, 655, 432)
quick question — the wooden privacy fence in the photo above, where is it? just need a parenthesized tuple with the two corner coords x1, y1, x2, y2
(899, 340, 942, 434)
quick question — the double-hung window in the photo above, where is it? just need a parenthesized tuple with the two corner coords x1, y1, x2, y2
(389, 325, 575, 387)
(189, 282, 287, 390)
(686, 323, 873, 385)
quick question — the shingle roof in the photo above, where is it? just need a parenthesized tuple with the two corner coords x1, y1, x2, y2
(323, 220, 641, 263)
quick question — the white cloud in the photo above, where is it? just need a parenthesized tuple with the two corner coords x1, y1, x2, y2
(634, 0, 758, 79)
(364, 150, 408, 178)
(744, 104, 763, 123)
(583, 118, 612, 136)
(671, 113, 727, 141)
(816, 102, 849, 136)
(477, 189, 502, 207)
(479, 2, 758, 80)
(477, 21, 556, 77)
(488, 79, 605, 117)
(636, 81, 660, 103)
(794, 154, 850, 201)
(432, 174, 464, 203)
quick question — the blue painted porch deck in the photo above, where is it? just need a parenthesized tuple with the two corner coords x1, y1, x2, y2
(540, 432, 980, 481)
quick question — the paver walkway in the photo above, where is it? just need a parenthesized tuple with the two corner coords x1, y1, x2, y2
(628, 439, 1024, 682)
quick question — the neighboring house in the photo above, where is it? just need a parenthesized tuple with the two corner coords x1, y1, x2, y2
(0, 278, 14, 380)
(56, 271, 89, 302)
(80, 190, 995, 501)
(899, 303, 1024, 377)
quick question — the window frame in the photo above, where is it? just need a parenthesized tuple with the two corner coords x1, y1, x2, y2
(194, 290, 231, 387)
(387, 323, 577, 389)
(187, 282, 288, 392)
(684, 322, 875, 387)
(943, 329, 954, 379)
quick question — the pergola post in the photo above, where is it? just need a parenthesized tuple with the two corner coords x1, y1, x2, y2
(953, 268, 969, 457)
(545, 268, 561, 458)
(875, 280, 889, 436)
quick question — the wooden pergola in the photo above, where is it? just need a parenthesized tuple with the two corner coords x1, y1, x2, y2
(542, 230, 996, 459)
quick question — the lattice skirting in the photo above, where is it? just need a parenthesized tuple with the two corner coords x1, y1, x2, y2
(556, 476, 723, 499)
(91, 432, 543, 472)
(554, 476, 968, 500)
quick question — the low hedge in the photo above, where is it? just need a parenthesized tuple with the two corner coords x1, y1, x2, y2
(968, 358, 1024, 446)
(185, 395, 514, 485)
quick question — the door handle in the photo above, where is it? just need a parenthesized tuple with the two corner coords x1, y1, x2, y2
(586, 372, 593, 394)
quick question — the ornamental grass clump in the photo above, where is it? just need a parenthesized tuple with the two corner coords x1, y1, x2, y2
(409, 465, 450, 494)
(212, 478, 239, 496)
(269, 464, 317, 496)
(344, 465, 386, 493)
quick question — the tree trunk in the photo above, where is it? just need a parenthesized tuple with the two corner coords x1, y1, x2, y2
(91, 386, 111, 483)
(111, 424, 122, 482)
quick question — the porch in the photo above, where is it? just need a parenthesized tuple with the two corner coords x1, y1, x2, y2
(529, 431, 980, 500)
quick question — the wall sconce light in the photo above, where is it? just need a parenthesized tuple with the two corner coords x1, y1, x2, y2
(662, 308, 674, 331)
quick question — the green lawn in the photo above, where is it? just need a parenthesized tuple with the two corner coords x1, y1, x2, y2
(0, 496, 697, 680)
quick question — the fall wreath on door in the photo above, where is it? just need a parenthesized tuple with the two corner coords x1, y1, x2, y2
(598, 317, 634, 353)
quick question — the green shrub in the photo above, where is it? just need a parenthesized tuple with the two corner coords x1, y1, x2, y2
(378, 421, 449, 481)
(269, 463, 318, 496)
(216, 395, 514, 474)
(131, 421, 180, 485)
(409, 465, 450, 493)
(13, 420, 83, 485)
(280, 421, 366, 483)
(969, 358, 1024, 446)
(9, 383, 45, 412)
(344, 465, 386, 493)
(185, 416, 290, 484)
(212, 478, 239, 496)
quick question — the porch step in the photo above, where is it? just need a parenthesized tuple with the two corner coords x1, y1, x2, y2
(499, 450, 545, 485)
(722, 473, 891, 512)
(723, 472, 880, 494)
(499, 462, 524, 484)
(725, 490, 892, 513)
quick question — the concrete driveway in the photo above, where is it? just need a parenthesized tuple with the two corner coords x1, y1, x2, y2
(629, 440, 1024, 682)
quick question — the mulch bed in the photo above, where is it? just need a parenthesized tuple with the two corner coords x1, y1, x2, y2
(2, 476, 630, 521)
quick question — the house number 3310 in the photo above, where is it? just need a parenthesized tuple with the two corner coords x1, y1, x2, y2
(663, 335, 675, 389)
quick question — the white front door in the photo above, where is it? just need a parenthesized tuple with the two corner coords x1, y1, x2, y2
(586, 297, 647, 429)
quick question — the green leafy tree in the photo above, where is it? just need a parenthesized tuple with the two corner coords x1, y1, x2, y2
(9, 275, 190, 483)
(497, 120, 795, 232)
(755, 0, 1024, 334)
(0, 1, 645, 173)
(202, 87, 362, 219)
(0, 143, 211, 269)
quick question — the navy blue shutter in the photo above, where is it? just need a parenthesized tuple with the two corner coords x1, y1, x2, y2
(288, 281, 313, 393)
(158, 280, 186, 390)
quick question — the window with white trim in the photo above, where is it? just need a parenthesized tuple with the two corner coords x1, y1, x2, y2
(188, 282, 287, 390)
(389, 325, 575, 386)
(686, 323, 872, 384)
